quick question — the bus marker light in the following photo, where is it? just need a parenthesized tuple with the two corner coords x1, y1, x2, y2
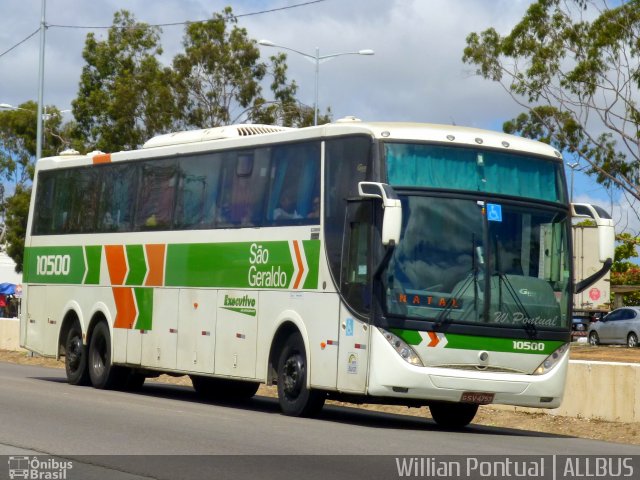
(355, 343, 366, 350)
(202, 331, 210, 336)
(326, 340, 338, 346)
(193, 303, 199, 309)
(320, 342, 326, 350)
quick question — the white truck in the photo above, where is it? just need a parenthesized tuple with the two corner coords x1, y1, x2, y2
(571, 203, 615, 338)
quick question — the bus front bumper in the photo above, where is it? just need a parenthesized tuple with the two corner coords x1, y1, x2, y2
(367, 330, 569, 409)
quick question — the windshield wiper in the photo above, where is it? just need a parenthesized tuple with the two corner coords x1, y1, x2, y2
(493, 238, 536, 336)
(434, 235, 481, 328)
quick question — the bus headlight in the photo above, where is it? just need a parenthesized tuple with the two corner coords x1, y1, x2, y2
(379, 328, 424, 366)
(533, 343, 569, 375)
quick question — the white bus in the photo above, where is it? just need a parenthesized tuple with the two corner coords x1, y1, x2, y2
(20, 118, 614, 427)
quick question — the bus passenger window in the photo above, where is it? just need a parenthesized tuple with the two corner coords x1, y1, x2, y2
(218, 150, 269, 227)
(174, 153, 223, 229)
(267, 142, 320, 224)
(135, 160, 178, 230)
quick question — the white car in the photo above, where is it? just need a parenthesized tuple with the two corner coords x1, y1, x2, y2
(588, 307, 640, 348)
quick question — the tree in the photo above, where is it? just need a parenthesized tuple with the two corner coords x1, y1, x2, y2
(171, 7, 265, 128)
(463, 0, 640, 203)
(0, 101, 69, 272)
(0, 101, 67, 189)
(249, 53, 331, 127)
(3, 186, 30, 273)
(73, 10, 176, 152)
(171, 7, 309, 129)
(610, 233, 640, 306)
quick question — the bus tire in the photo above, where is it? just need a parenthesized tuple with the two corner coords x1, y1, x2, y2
(88, 321, 126, 389)
(276, 332, 325, 417)
(429, 402, 478, 429)
(64, 323, 90, 386)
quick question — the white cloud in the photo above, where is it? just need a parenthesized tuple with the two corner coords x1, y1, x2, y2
(1, 0, 533, 124)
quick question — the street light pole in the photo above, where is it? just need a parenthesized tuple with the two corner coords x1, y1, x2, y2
(314, 47, 320, 126)
(36, 0, 47, 160)
(258, 40, 374, 125)
(567, 161, 579, 201)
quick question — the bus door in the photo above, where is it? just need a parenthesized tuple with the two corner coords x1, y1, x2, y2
(25, 286, 46, 354)
(337, 201, 373, 393)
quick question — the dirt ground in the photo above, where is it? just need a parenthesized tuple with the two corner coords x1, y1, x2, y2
(2, 345, 639, 446)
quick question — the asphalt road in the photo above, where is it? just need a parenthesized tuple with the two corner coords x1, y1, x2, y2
(1, 361, 639, 480)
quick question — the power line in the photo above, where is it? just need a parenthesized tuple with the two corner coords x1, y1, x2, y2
(0, 28, 40, 59)
(47, 0, 328, 30)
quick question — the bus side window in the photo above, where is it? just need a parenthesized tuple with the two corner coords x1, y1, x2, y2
(33, 172, 55, 235)
(342, 202, 373, 313)
(135, 160, 178, 230)
(324, 136, 371, 284)
(99, 164, 137, 232)
(267, 142, 320, 224)
(175, 153, 222, 229)
(218, 150, 270, 227)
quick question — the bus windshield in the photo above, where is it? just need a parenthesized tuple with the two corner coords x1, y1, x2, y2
(383, 195, 571, 330)
(385, 143, 566, 203)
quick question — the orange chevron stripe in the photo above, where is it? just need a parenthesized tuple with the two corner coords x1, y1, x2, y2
(292, 240, 305, 289)
(427, 331, 439, 347)
(112, 287, 137, 329)
(145, 244, 166, 286)
(105, 245, 127, 285)
(92, 153, 111, 164)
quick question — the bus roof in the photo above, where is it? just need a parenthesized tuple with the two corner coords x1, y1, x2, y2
(36, 117, 562, 168)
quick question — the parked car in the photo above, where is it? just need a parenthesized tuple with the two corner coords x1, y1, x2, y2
(588, 307, 640, 347)
(572, 317, 589, 332)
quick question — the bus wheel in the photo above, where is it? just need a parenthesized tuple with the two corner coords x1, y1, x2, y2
(276, 333, 325, 417)
(64, 323, 90, 386)
(88, 321, 125, 389)
(429, 402, 478, 429)
(588, 332, 600, 346)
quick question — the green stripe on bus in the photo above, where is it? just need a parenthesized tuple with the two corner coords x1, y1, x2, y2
(24, 240, 321, 290)
(445, 334, 564, 355)
(125, 245, 147, 286)
(390, 328, 422, 345)
(23, 246, 85, 284)
(302, 240, 320, 289)
(165, 241, 319, 289)
(391, 329, 564, 354)
(134, 288, 153, 330)
(83, 246, 102, 285)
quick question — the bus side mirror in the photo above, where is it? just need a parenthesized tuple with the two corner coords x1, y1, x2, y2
(596, 220, 615, 264)
(358, 182, 402, 246)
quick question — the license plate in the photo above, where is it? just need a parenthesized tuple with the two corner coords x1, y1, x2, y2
(460, 392, 495, 404)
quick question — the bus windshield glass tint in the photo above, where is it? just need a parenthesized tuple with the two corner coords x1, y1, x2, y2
(383, 196, 571, 329)
(385, 143, 566, 203)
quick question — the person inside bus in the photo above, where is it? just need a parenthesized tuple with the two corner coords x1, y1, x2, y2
(273, 189, 302, 220)
(307, 196, 320, 219)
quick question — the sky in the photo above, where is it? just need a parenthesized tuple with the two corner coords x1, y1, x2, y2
(0, 0, 637, 236)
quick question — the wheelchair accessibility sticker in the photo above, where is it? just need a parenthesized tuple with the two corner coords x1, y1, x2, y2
(487, 203, 502, 222)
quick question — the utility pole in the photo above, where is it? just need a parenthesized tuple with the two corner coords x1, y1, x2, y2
(36, 0, 46, 160)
